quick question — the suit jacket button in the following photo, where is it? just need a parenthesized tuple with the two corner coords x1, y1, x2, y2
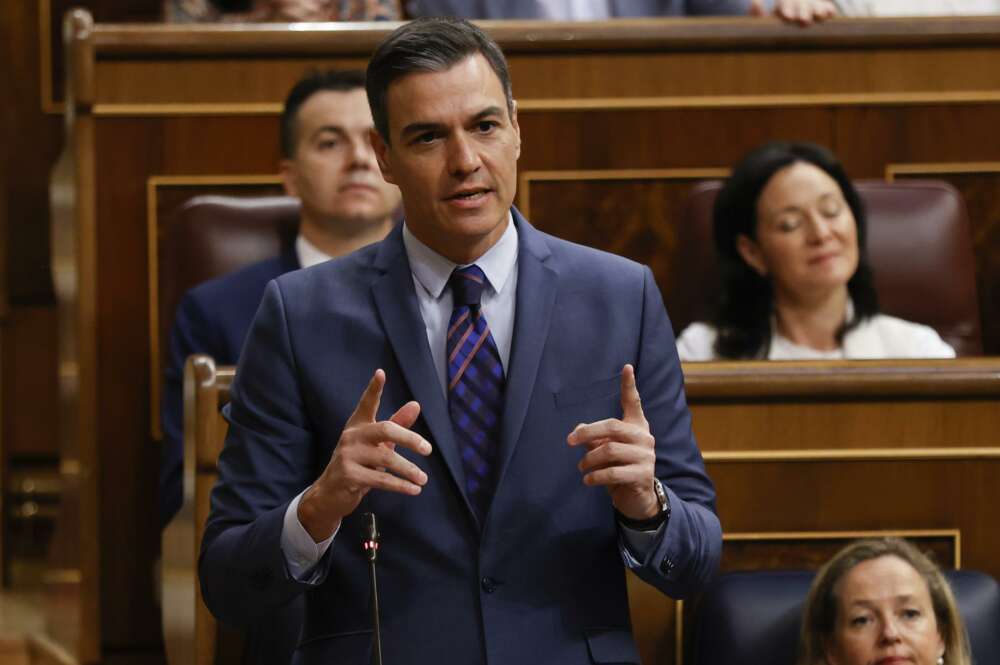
(481, 576, 498, 593)
(660, 558, 675, 576)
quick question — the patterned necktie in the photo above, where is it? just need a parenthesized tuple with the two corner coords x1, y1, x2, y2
(446, 265, 506, 523)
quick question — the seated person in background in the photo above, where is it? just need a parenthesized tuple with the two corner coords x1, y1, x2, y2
(161, 67, 400, 665)
(798, 537, 971, 665)
(161, 68, 401, 527)
(676, 141, 955, 361)
(166, 0, 399, 22)
(405, 0, 838, 26)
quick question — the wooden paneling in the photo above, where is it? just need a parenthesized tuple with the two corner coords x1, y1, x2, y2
(518, 107, 836, 171)
(524, 174, 723, 293)
(2, 309, 59, 461)
(3, 0, 60, 305)
(45, 1, 163, 109)
(718, 532, 958, 572)
(52, 15, 1000, 664)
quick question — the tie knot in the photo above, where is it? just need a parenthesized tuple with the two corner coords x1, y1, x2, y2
(450, 265, 488, 308)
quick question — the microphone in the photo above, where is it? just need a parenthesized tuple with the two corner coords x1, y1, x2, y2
(362, 512, 380, 562)
(361, 513, 383, 665)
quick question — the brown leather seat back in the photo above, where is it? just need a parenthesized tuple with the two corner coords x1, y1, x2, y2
(158, 195, 300, 361)
(672, 180, 982, 356)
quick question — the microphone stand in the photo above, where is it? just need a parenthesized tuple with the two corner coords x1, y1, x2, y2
(361, 512, 383, 665)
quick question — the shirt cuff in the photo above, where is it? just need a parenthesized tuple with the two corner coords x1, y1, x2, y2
(281, 491, 338, 583)
(619, 521, 665, 568)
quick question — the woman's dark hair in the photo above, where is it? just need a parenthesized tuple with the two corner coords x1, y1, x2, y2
(710, 141, 879, 359)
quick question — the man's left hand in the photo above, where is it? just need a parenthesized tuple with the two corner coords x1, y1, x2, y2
(567, 364, 660, 521)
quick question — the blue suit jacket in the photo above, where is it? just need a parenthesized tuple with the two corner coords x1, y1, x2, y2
(406, 0, 752, 18)
(200, 213, 721, 665)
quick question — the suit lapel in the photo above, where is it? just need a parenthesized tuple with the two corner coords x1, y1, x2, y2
(370, 228, 474, 520)
(493, 212, 558, 497)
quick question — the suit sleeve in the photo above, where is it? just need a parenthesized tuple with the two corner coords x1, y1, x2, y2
(199, 280, 328, 625)
(626, 266, 722, 598)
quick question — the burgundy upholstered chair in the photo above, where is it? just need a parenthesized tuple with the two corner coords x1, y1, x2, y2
(158, 194, 300, 364)
(671, 180, 982, 356)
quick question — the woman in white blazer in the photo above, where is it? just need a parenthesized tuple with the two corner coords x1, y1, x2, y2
(676, 141, 955, 361)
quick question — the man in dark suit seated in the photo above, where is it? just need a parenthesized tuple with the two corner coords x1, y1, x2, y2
(160, 68, 401, 663)
(200, 17, 722, 664)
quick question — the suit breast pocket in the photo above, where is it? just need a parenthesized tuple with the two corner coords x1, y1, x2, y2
(553, 375, 620, 410)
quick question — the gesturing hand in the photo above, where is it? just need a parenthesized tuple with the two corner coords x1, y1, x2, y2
(567, 364, 659, 522)
(297, 369, 432, 543)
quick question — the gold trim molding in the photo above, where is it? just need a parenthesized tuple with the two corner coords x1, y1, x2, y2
(94, 103, 283, 117)
(886, 161, 1000, 180)
(704, 446, 1000, 463)
(146, 175, 283, 440)
(85, 91, 1000, 119)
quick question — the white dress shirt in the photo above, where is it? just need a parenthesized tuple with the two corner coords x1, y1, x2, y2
(535, 0, 612, 19)
(676, 301, 956, 361)
(294, 233, 334, 269)
(835, 0, 1000, 14)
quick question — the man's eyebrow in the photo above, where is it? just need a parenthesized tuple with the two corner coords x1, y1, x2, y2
(399, 121, 444, 140)
(399, 106, 507, 140)
(309, 125, 346, 140)
(471, 106, 504, 122)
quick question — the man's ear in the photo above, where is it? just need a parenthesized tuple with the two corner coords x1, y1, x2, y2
(510, 99, 521, 160)
(370, 128, 396, 184)
(279, 158, 298, 198)
(735, 233, 768, 277)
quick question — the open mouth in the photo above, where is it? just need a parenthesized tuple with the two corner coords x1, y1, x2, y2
(446, 188, 491, 201)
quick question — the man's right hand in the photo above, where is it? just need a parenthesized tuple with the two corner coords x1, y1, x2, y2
(297, 369, 432, 543)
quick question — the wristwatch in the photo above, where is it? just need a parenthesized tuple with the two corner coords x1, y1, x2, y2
(615, 478, 671, 532)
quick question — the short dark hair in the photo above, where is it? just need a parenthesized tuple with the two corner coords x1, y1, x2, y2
(710, 141, 880, 359)
(281, 69, 366, 158)
(366, 16, 513, 143)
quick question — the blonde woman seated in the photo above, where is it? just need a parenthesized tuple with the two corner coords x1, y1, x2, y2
(676, 142, 955, 361)
(798, 537, 972, 665)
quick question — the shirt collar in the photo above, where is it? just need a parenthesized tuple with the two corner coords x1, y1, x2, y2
(402, 212, 518, 300)
(295, 233, 334, 269)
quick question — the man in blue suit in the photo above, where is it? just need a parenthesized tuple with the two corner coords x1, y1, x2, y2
(200, 17, 721, 664)
(161, 68, 400, 664)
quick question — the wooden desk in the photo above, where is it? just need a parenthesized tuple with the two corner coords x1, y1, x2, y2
(640, 359, 1000, 664)
(184, 360, 1000, 665)
(51, 11, 1000, 662)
